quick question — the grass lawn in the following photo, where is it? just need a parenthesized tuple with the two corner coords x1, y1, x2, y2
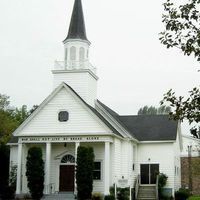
(189, 196, 200, 200)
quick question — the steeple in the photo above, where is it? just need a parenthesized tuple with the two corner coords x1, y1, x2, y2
(63, 0, 89, 43)
(52, 0, 98, 107)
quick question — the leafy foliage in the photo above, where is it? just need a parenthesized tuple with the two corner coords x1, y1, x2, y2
(175, 188, 190, 200)
(160, 0, 200, 61)
(9, 164, 17, 189)
(104, 195, 115, 200)
(158, 173, 168, 190)
(161, 87, 200, 138)
(76, 146, 94, 200)
(117, 188, 129, 200)
(138, 105, 171, 115)
(0, 93, 38, 144)
(26, 147, 44, 200)
(92, 192, 103, 200)
(158, 173, 168, 199)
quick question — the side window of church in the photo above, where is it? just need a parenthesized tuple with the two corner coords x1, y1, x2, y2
(58, 111, 69, 122)
(93, 161, 101, 180)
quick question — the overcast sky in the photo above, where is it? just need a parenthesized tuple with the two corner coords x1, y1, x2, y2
(0, 0, 199, 134)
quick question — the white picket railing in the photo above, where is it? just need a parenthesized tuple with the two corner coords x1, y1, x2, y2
(54, 60, 96, 74)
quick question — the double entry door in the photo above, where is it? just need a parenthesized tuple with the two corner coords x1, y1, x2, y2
(140, 164, 159, 184)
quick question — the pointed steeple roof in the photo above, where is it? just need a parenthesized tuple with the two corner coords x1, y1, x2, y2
(63, 0, 89, 43)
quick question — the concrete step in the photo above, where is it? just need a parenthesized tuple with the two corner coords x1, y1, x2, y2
(138, 193, 156, 197)
(137, 185, 157, 200)
(137, 198, 156, 200)
(42, 192, 75, 200)
(138, 195, 156, 198)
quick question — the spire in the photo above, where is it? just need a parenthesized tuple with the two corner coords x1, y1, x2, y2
(64, 0, 89, 43)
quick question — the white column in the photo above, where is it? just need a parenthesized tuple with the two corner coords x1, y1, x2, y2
(75, 142, 80, 161)
(104, 141, 110, 195)
(74, 142, 80, 194)
(45, 142, 51, 194)
(16, 143, 23, 194)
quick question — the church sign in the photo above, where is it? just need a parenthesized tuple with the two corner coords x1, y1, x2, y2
(118, 179, 129, 188)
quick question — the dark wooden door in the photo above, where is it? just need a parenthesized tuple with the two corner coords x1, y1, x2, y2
(59, 165, 75, 191)
(140, 164, 149, 184)
(140, 164, 159, 184)
(150, 164, 159, 184)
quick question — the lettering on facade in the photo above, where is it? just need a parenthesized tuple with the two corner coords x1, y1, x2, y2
(20, 136, 100, 143)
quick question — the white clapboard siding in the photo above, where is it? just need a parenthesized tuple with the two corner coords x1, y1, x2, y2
(17, 87, 110, 136)
(173, 132, 181, 191)
(112, 138, 122, 182)
(53, 71, 97, 106)
(10, 146, 18, 166)
(137, 143, 175, 191)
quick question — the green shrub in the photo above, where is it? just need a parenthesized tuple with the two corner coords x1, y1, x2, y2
(175, 188, 190, 200)
(9, 165, 17, 189)
(76, 146, 94, 200)
(158, 173, 168, 199)
(117, 188, 129, 200)
(0, 185, 15, 200)
(92, 192, 103, 200)
(158, 173, 168, 189)
(26, 147, 44, 200)
(104, 195, 115, 200)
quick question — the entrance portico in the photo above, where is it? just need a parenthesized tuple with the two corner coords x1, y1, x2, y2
(16, 135, 112, 195)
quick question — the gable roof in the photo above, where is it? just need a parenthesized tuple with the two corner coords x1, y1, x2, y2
(96, 101, 178, 141)
(96, 100, 137, 139)
(64, 84, 122, 137)
(10, 83, 123, 141)
(118, 115, 178, 141)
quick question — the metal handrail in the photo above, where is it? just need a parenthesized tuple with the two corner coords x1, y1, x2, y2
(135, 174, 140, 200)
(156, 175, 159, 200)
(45, 183, 55, 194)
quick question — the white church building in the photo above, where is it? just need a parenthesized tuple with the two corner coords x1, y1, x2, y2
(8, 0, 182, 198)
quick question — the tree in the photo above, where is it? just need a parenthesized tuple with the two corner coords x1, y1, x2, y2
(160, 0, 200, 62)
(0, 93, 38, 144)
(76, 146, 94, 200)
(161, 87, 200, 138)
(0, 94, 10, 111)
(26, 147, 44, 200)
(137, 105, 171, 115)
(159, 0, 200, 138)
(0, 94, 38, 198)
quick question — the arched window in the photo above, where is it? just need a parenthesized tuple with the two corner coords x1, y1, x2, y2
(65, 48, 68, 61)
(61, 154, 75, 164)
(79, 47, 85, 61)
(70, 46, 76, 60)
